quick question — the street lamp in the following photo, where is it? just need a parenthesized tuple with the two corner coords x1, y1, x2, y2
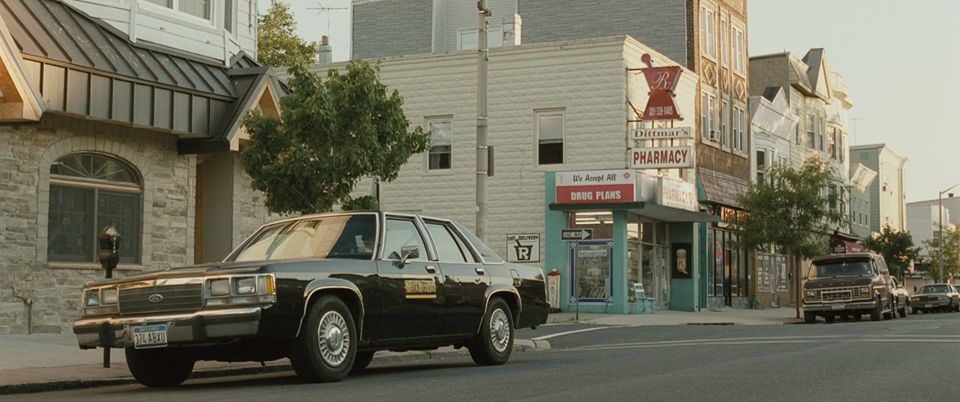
(938, 181, 960, 282)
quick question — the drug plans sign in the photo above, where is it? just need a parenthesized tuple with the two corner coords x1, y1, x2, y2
(555, 170, 636, 204)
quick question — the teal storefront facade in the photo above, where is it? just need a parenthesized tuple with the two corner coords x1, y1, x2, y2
(543, 171, 716, 314)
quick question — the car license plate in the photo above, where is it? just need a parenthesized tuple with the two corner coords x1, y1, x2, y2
(924, 303, 932, 308)
(831, 305, 844, 310)
(132, 324, 168, 349)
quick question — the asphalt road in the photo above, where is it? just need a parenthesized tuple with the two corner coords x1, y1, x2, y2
(10, 313, 960, 402)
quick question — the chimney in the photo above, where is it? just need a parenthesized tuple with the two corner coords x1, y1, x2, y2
(318, 36, 333, 64)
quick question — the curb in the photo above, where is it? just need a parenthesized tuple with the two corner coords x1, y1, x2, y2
(0, 340, 547, 395)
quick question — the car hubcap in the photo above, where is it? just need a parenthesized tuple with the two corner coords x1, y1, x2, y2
(489, 308, 510, 353)
(317, 311, 350, 367)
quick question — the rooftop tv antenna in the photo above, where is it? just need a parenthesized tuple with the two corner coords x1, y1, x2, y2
(307, 2, 348, 38)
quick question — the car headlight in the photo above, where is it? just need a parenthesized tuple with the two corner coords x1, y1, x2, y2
(859, 286, 871, 295)
(209, 279, 231, 296)
(805, 290, 816, 298)
(236, 277, 257, 295)
(101, 287, 118, 305)
(84, 289, 101, 307)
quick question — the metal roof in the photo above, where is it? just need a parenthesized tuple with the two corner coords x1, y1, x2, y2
(0, 0, 278, 153)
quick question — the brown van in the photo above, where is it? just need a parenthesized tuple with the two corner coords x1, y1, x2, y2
(802, 252, 896, 323)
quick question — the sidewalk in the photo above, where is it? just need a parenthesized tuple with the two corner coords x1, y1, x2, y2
(0, 334, 540, 395)
(546, 307, 803, 326)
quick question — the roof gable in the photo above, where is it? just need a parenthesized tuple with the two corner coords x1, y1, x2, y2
(0, 8, 42, 121)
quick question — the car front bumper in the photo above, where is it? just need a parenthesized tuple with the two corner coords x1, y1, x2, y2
(912, 300, 951, 309)
(73, 306, 262, 349)
(803, 300, 877, 313)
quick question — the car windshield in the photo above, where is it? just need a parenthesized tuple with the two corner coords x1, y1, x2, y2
(226, 214, 377, 262)
(807, 259, 873, 279)
(919, 285, 952, 294)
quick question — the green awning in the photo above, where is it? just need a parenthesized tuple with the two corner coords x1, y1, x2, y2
(549, 202, 719, 223)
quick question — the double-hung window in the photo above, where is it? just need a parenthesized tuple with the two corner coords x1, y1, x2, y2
(733, 25, 745, 74)
(48, 153, 142, 264)
(700, 4, 717, 58)
(734, 106, 745, 152)
(721, 100, 731, 148)
(427, 118, 452, 170)
(701, 93, 717, 142)
(536, 109, 564, 165)
(458, 27, 503, 51)
(146, 0, 211, 20)
(806, 114, 816, 149)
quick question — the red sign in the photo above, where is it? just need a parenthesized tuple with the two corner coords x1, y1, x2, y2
(556, 184, 636, 204)
(640, 54, 683, 121)
(555, 170, 636, 204)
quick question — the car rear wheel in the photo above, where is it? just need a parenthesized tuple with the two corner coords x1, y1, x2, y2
(469, 297, 514, 366)
(124, 347, 195, 388)
(290, 295, 357, 383)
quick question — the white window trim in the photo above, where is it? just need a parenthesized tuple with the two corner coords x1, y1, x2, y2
(140, 0, 217, 29)
(721, 99, 731, 150)
(535, 108, 565, 167)
(700, 2, 718, 60)
(701, 92, 719, 146)
(732, 24, 746, 76)
(733, 105, 746, 154)
(720, 14, 729, 67)
(425, 116, 454, 174)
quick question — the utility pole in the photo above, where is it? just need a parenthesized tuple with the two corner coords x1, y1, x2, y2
(476, 0, 491, 241)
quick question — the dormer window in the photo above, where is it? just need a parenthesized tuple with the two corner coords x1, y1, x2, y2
(146, 0, 211, 20)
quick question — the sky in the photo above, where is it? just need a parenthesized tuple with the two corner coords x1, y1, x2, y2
(264, 0, 960, 202)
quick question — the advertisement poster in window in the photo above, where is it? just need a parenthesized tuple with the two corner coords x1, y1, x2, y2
(672, 243, 692, 279)
(570, 241, 613, 302)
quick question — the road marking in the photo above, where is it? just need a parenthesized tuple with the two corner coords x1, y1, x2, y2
(552, 334, 960, 353)
(531, 326, 626, 341)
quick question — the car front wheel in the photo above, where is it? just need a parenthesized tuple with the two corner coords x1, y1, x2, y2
(469, 297, 514, 366)
(351, 351, 375, 373)
(290, 295, 357, 382)
(125, 347, 195, 387)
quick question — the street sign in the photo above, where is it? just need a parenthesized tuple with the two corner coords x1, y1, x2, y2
(561, 228, 593, 241)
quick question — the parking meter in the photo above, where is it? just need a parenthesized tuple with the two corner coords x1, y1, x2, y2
(97, 227, 120, 279)
(96, 226, 119, 368)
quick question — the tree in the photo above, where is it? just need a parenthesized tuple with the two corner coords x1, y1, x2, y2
(922, 226, 960, 282)
(734, 159, 846, 317)
(862, 225, 920, 280)
(240, 61, 429, 214)
(257, 1, 319, 69)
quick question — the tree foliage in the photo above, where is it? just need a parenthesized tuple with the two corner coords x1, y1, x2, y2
(734, 159, 846, 258)
(240, 61, 429, 214)
(862, 225, 920, 279)
(922, 226, 960, 281)
(257, 1, 319, 69)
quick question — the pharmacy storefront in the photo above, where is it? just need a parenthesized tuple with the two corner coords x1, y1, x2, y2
(543, 170, 716, 313)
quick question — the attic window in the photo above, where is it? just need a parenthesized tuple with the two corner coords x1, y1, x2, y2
(145, 0, 211, 20)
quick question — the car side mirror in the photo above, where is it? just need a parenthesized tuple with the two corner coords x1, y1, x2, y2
(398, 246, 419, 268)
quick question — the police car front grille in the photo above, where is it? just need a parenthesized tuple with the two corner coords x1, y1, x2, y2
(119, 284, 202, 315)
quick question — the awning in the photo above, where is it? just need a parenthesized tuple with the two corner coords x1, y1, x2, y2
(549, 202, 720, 223)
(699, 168, 749, 208)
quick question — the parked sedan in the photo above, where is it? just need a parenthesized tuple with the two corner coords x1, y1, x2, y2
(910, 284, 960, 314)
(74, 212, 549, 387)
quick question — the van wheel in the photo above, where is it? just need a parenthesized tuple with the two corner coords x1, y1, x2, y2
(290, 295, 357, 382)
(898, 303, 908, 318)
(870, 297, 883, 321)
(883, 299, 894, 320)
(803, 312, 816, 324)
(824, 314, 835, 324)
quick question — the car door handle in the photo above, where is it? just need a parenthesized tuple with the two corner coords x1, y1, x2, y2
(426, 265, 437, 273)
(475, 267, 485, 275)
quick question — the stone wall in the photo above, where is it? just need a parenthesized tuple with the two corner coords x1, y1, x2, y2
(0, 116, 194, 334)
